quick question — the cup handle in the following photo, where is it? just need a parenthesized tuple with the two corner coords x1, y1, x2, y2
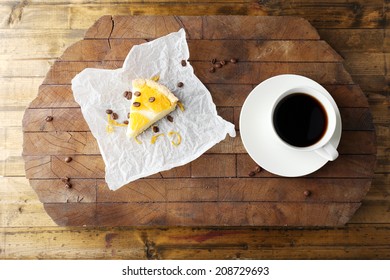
(315, 142, 339, 161)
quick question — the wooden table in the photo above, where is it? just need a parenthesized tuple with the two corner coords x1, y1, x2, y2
(22, 15, 375, 227)
(1, 0, 389, 259)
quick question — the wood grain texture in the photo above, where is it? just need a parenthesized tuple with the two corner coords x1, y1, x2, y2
(22, 131, 376, 156)
(42, 201, 361, 227)
(2, 225, 390, 259)
(1, 0, 388, 259)
(19, 15, 376, 228)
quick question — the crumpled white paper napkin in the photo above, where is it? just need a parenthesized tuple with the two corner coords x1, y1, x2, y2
(71, 29, 236, 190)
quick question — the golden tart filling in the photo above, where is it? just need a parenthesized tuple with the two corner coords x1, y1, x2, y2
(126, 79, 178, 138)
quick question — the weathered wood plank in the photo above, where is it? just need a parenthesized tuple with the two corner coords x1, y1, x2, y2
(41, 60, 354, 85)
(44, 203, 97, 226)
(23, 155, 193, 179)
(59, 39, 343, 62)
(22, 131, 376, 156)
(22, 108, 91, 132)
(29, 84, 369, 109)
(190, 154, 237, 178)
(0, 29, 85, 60)
(0, 177, 39, 204)
(342, 52, 385, 76)
(80, 201, 361, 226)
(237, 154, 376, 178)
(2, 225, 390, 259)
(350, 201, 390, 224)
(0, 77, 43, 108)
(29, 179, 97, 203)
(30, 85, 78, 108)
(1, 1, 385, 30)
(2, 29, 383, 61)
(364, 173, 390, 201)
(158, 247, 390, 260)
(94, 177, 370, 203)
(24, 154, 376, 180)
(193, 61, 353, 85)
(202, 16, 319, 39)
(0, 201, 56, 227)
(352, 75, 388, 93)
(318, 29, 384, 52)
(84, 15, 203, 39)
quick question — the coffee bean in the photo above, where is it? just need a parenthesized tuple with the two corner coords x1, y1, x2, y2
(209, 67, 215, 73)
(230, 58, 238, 64)
(127, 112, 130, 118)
(167, 115, 174, 122)
(45, 116, 53, 122)
(133, 102, 141, 107)
(211, 58, 217, 64)
(254, 165, 262, 173)
(215, 62, 222, 68)
(181, 59, 187, 66)
(124, 91, 132, 100)
(220, 60, 226, 66)
(123, 120, 129, 125)
(149, 97, 155, 102)
(248, 171, 256, 177)
(177, 82, 184, 88)
(64, 156, 72, 163)
(106, 109, 113, 114)
(61, 176, 70, 183)
(134, 91, 141, 97)
(65, 183, 72, 189)
(152, 126, 159, 133)
(111, 112, 118, 120)
(304, 190, 311, 197)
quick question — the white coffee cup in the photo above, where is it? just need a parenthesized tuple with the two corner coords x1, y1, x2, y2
(271, 86, 339, 161)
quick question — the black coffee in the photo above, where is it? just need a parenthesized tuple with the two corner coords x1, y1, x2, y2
(273, 93, 327, 147)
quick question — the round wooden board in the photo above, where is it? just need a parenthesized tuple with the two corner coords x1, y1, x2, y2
(22, 15, 376, 227)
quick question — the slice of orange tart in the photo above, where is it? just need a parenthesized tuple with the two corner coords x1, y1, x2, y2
(126, 79, 179, 138)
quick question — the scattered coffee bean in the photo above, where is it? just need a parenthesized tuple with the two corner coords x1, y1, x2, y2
(111, 112, 118, 120)
(149, 97, 155, 102)
(64, 156, 72, 163)
(127, 112, 130, 118)
(61, 176, 70, 183)
(211, 58, 217, 64)
(123, 120, 129, 125)
(133, 102, 141, 107)
(106, 109, 113, 114)
(134, 91, 141, 97)
(65, 183, 72, 189)
(230, 58, 238, 64)
(167, 115, 174, 122)
(152, 126, 159, 133)
(215, 62, 222, 68)
(220, 60, 226, 66)
(45, 116, 53, 122)
(303, 190, 311, 197)
(209, 67, 215, 73)
(123, 91, 132, 100)
(177, 82, 184, 88)
(181, 59, 187, 66)
(248, 171, 256, 177)
(254, 165, 262, 173)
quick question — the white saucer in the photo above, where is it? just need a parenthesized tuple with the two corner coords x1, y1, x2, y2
(239, 74, 342, 177)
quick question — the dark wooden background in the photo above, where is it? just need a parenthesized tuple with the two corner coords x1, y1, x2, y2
(0, 0, 389, 259)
